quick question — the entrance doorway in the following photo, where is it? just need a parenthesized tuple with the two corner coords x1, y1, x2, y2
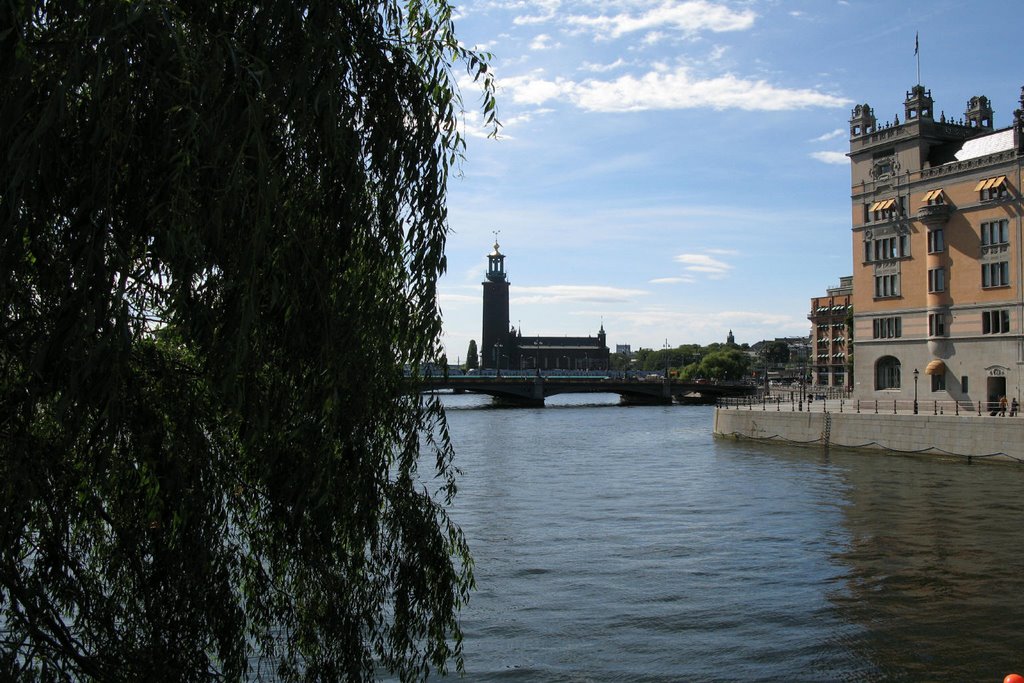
(987, 376, 1006, 413)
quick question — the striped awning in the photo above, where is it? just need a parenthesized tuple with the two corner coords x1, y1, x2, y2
(869, 198, 897, 212)
(921, 189, 945, 203)
(974, 176, 1007, 191)
(925, 359, 946, 375)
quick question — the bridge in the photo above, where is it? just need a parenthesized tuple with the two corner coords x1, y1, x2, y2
(415, 375, 756, 407)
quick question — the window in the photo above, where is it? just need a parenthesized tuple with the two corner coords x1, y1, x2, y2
(962, 376, 969, 393)
(922, 189, 945, 205)
(928, 267, 946, 293)
(864, 234, 909, 262)
(983, 309, 1010, 334)
(927, 228, 944, 253)
(876, 356, 901, 390)
(981, 219, 1009, 246)
(982, 261, 1009, 288)
(872, 317, 902, 339)
(931, 373, 946, 391)
(976, 176, 1009, 201)
(874, 273, 900, 298)
(868, 198, 901, 222)
(928, 312, 946, 336)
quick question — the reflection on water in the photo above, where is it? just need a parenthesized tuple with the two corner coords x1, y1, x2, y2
(429, 394, 1024, 681)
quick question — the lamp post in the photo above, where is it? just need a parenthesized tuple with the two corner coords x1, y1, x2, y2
(913, 368, 919, 414)
(663, 339, 670, 382)
(494, 341, 503, 377)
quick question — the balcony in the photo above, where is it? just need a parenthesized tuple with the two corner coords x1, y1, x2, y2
(915, 203, 952, 225)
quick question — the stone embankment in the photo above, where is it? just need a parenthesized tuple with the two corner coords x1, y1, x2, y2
(714, 397, 1024, 464)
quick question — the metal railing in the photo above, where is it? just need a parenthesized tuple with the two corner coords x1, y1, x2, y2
(715, 395, 1013, 417)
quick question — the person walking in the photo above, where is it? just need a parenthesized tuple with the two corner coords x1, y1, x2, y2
(999, 395, 1008, 416)
(1011, 397, 1019, 417)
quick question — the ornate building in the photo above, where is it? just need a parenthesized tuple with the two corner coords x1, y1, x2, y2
(849, 84, 1024, 406)
(809, 277, 852, 388)
(480, 241, 610, 370)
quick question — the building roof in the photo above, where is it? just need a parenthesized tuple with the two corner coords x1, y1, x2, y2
(952, 128, 1015, 162)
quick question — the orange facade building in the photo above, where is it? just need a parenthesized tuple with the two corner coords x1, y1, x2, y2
(849, 84, 1024, 406)
(809, 276, 852, 388)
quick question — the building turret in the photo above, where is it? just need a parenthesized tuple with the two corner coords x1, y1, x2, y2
(904, 85, 934, 122)
(965, 95, 994, 129)
(486, 240, 507, 282)
(1015, 87, 1024, 151)
(849, 103, 876, 138)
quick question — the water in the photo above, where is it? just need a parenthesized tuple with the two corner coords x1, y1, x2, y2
(438, 393, 1024, 682)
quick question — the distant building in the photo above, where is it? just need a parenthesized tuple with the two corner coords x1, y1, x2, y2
(480, 241, 610, 370)
(615, 344, 632, 356)
(848, 84, 1024, 405)
(809, 277, 853, 388)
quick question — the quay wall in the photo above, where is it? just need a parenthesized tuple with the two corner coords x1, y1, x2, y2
(713, 406, 1024, 463)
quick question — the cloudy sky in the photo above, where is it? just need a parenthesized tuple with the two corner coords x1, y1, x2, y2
(437, 0, 1023, 361)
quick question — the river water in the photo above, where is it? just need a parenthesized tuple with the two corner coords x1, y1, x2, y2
(438, 393, 1024, 682)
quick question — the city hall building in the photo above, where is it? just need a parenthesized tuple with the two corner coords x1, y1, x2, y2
(849, 84, 1024, 405)
(481, 241, 609, 371)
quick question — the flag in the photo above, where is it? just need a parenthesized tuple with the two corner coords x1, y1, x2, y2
(915, 32, 919, 56)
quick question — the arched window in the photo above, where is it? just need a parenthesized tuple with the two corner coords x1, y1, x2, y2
(876, 356, 901, 390)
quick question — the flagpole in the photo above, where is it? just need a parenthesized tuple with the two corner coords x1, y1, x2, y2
(915, 32, 921, 85)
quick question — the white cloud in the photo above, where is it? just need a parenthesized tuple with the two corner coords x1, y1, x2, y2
(580, 58, 627, 73)
(810, 151, 848, 165)
(499, 66, 850, 112)
(566, 1, 757, 40)
(529, 33, 557, 50)
(439, 292, 480, 305)
(510, 284, 648, 305)
(650, 276, 694, 284)
(811, 128, 846, 142)
(674, 253, 732, 277)
(512, 0, 562, 25)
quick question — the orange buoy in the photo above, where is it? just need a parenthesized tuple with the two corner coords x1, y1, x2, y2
(1003, 674, 1024, 683)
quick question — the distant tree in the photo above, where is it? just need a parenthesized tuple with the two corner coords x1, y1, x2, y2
(465, 339, 479, 370)
(765, 341, 790, 365)
(1, 1, 496, 680)
(693, 349, 752, 380)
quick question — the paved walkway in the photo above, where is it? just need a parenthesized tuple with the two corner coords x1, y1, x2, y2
(723, 395, 1020, 418)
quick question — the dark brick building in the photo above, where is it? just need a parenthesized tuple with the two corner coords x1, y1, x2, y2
(481, 241, 609, 371)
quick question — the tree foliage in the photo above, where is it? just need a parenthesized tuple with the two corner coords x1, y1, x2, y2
(1, 0, 496, 680)
(464, 340, 478, 370)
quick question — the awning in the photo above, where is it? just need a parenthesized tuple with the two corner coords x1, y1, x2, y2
(869, 198, 897, 212)
(974, 176, 1007, 191)
(925, 359, 946, 375)
(921, 189, 944, 202)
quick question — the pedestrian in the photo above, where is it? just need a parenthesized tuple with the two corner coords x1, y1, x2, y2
(999, 395, 1008, 416)
(1012, 397, 1019, 417)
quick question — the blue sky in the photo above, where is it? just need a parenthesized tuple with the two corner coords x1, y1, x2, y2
(436, 0, 1023, 361)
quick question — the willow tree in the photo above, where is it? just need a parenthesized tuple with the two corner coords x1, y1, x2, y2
(0, 1, 496, 680)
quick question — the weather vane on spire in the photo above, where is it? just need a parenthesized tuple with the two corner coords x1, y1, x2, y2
(492, 229, 501, 249)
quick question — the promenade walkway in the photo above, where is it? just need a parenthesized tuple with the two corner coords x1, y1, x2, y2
(720, 393, 1019, 418)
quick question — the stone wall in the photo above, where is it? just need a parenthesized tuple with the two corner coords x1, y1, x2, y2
(713, 406, 1024, 463)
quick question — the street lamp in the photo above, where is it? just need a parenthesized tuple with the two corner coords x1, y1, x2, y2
(913, 368, 919, 414)
(663, 339, 670, 381)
